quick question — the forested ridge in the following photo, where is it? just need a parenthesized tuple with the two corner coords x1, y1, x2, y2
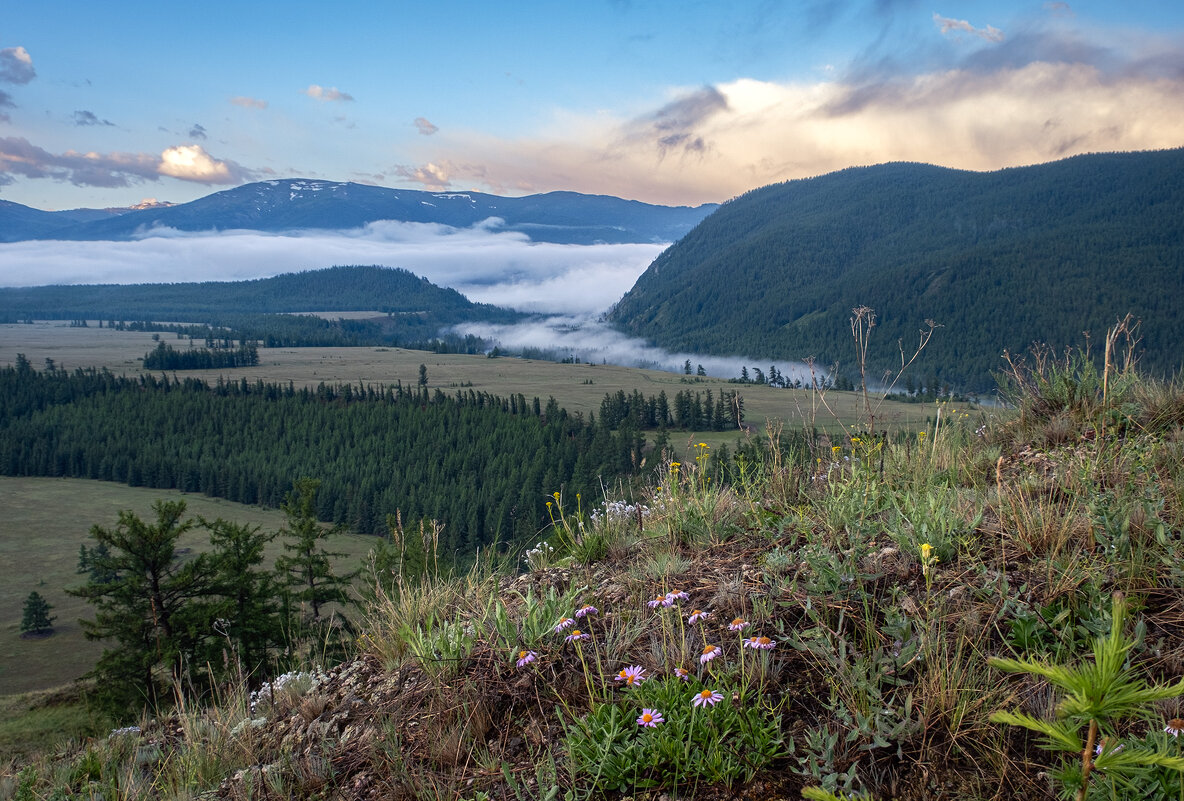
(609, 148, 1184, 391)
(0, 358, 648, 555)
(0, 265, 521, 350)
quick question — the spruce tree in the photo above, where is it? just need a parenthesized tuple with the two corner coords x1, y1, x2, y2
(20, 591, 55, 636)
(276, 479, 356, 627)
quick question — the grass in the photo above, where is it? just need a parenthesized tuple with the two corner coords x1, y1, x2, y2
(0, 320, 931, 439)
(0, 477, 376, 696)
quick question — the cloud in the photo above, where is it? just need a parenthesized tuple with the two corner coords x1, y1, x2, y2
(73, 110, 114, 127)
(302, 84, 354, 102)
(188, 123, 207, 140)
(0, 137, 253, 188)
(157, 144, 248, 184)
(394, 161, 454, 190)
(390, 22, 1184, 207)
(623, 86, 729, 158)
(0, 90, 12, 122)
(414, 117, 439, 136)
(0, 46, 35, 85)
(230, 95, 268, 109)
(933, 13, 1005, 43)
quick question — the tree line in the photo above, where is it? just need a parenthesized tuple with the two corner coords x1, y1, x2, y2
(598, 388, 746, 431)
(0, 358, 646, 552)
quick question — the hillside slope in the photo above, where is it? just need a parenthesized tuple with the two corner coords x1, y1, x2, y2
(609, 148, 1184, 391)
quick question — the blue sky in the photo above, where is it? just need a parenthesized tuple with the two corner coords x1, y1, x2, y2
(2, 0, 1183, 210)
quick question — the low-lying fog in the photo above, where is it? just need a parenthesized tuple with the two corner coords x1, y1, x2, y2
(0, 220, 813, 382)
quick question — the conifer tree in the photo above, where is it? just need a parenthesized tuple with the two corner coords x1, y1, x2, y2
(20, 591, 55, 636)
(69, 501, 220, 714)
(276, 479, 356, 626)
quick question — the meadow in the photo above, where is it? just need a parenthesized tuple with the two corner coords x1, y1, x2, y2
(0, 477, 375, 697)
(0, 320, 931, 441)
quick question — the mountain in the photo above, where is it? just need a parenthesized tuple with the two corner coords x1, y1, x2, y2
(608, 148, 1184, 392)
(0, 181, 718, 245)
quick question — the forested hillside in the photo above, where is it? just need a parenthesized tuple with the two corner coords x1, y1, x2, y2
(0, 360, 647, 556)
(0, 265, 521, 350)
(609, 148, 1184, 391)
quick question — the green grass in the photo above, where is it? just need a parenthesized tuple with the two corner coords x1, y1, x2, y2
(0, 320, 931, 433)
(0, 477, 376, 696)
(0, 689, 105, 764)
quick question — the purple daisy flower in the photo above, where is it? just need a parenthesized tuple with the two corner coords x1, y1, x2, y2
(615, 665, 646, 686)
(666, 589, 689, 603)
(554, 617, 575, 633)
(565, 629, 590, 644)
(692, 688, 724, 708)
(647, 596, 667, 609)
(673, 667, 691, 681)
(700, 644, 722, 664)
(515, 649, 537, 667)
(637, 708, 664, 727)
(1166, 718, 1184, 737)
(728, 618, 750, 632)
(575, 604, 599, 618)
(687, 609, 711, 624)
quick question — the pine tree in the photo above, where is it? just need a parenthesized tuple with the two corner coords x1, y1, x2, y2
(20, 591, 55, 636)
(69, 501, 220, 714)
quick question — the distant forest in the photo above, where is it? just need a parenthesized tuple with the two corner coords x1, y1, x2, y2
(0, 265, 520, 352)
(610, 148, 1184, 392)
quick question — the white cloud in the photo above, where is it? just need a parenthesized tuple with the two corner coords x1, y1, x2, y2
(302, 84, 354, 102)
(157, 144, 242, 184)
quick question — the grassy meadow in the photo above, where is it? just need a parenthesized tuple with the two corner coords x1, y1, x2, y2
(0, 478, 376, 697)
(0, 320, 933, 441)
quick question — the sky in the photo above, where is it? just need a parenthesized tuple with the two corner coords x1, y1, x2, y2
(3, 0, 1183, 212)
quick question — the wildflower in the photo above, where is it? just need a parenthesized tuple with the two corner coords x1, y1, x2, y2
(700, 644, 722, 663)
(565, 629, 590, 644)
(1166, 718, 1184, 737)
(637, 708, 665, 727)
(555, 617, 575, 633)
(688, 609, 711, 624)
(728, 617, 750, 632)
(671, 462, 681, 468)
(1094, 737, 1123, 756)
(667, 589, 689, 602)
(575, 604, 599, 618)
(832, 445, 842, 454)
(647, 595, 667, 609)
(692, 688, 724, 708)
(673, 667, 691, 681)
(615, 665, 646, 687)
(697, 443, 709, 448)
(744, 636, 776, 650)
(516, 649, 537, 667)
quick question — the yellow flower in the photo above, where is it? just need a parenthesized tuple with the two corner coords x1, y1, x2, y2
(832, 445, 842, 454)
(671, 462, 681, 469)
(697, 442, 709, 448)
(553, 491, 561, 499)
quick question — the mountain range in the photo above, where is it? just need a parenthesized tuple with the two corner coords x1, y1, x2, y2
(609, 148, 1184, 392)
(0, 181, 718, 246)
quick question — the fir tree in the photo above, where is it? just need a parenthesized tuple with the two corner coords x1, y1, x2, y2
(20, 591, 55, 636)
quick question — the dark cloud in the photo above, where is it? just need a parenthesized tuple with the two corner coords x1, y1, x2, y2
(414, 117, 439, 136)
(0, 89, 12, 121)
(73, 110, 115, 127)
(189, 123, 207, 140)
(0, 46, 35, 85)
(626, 86, 728, 158)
